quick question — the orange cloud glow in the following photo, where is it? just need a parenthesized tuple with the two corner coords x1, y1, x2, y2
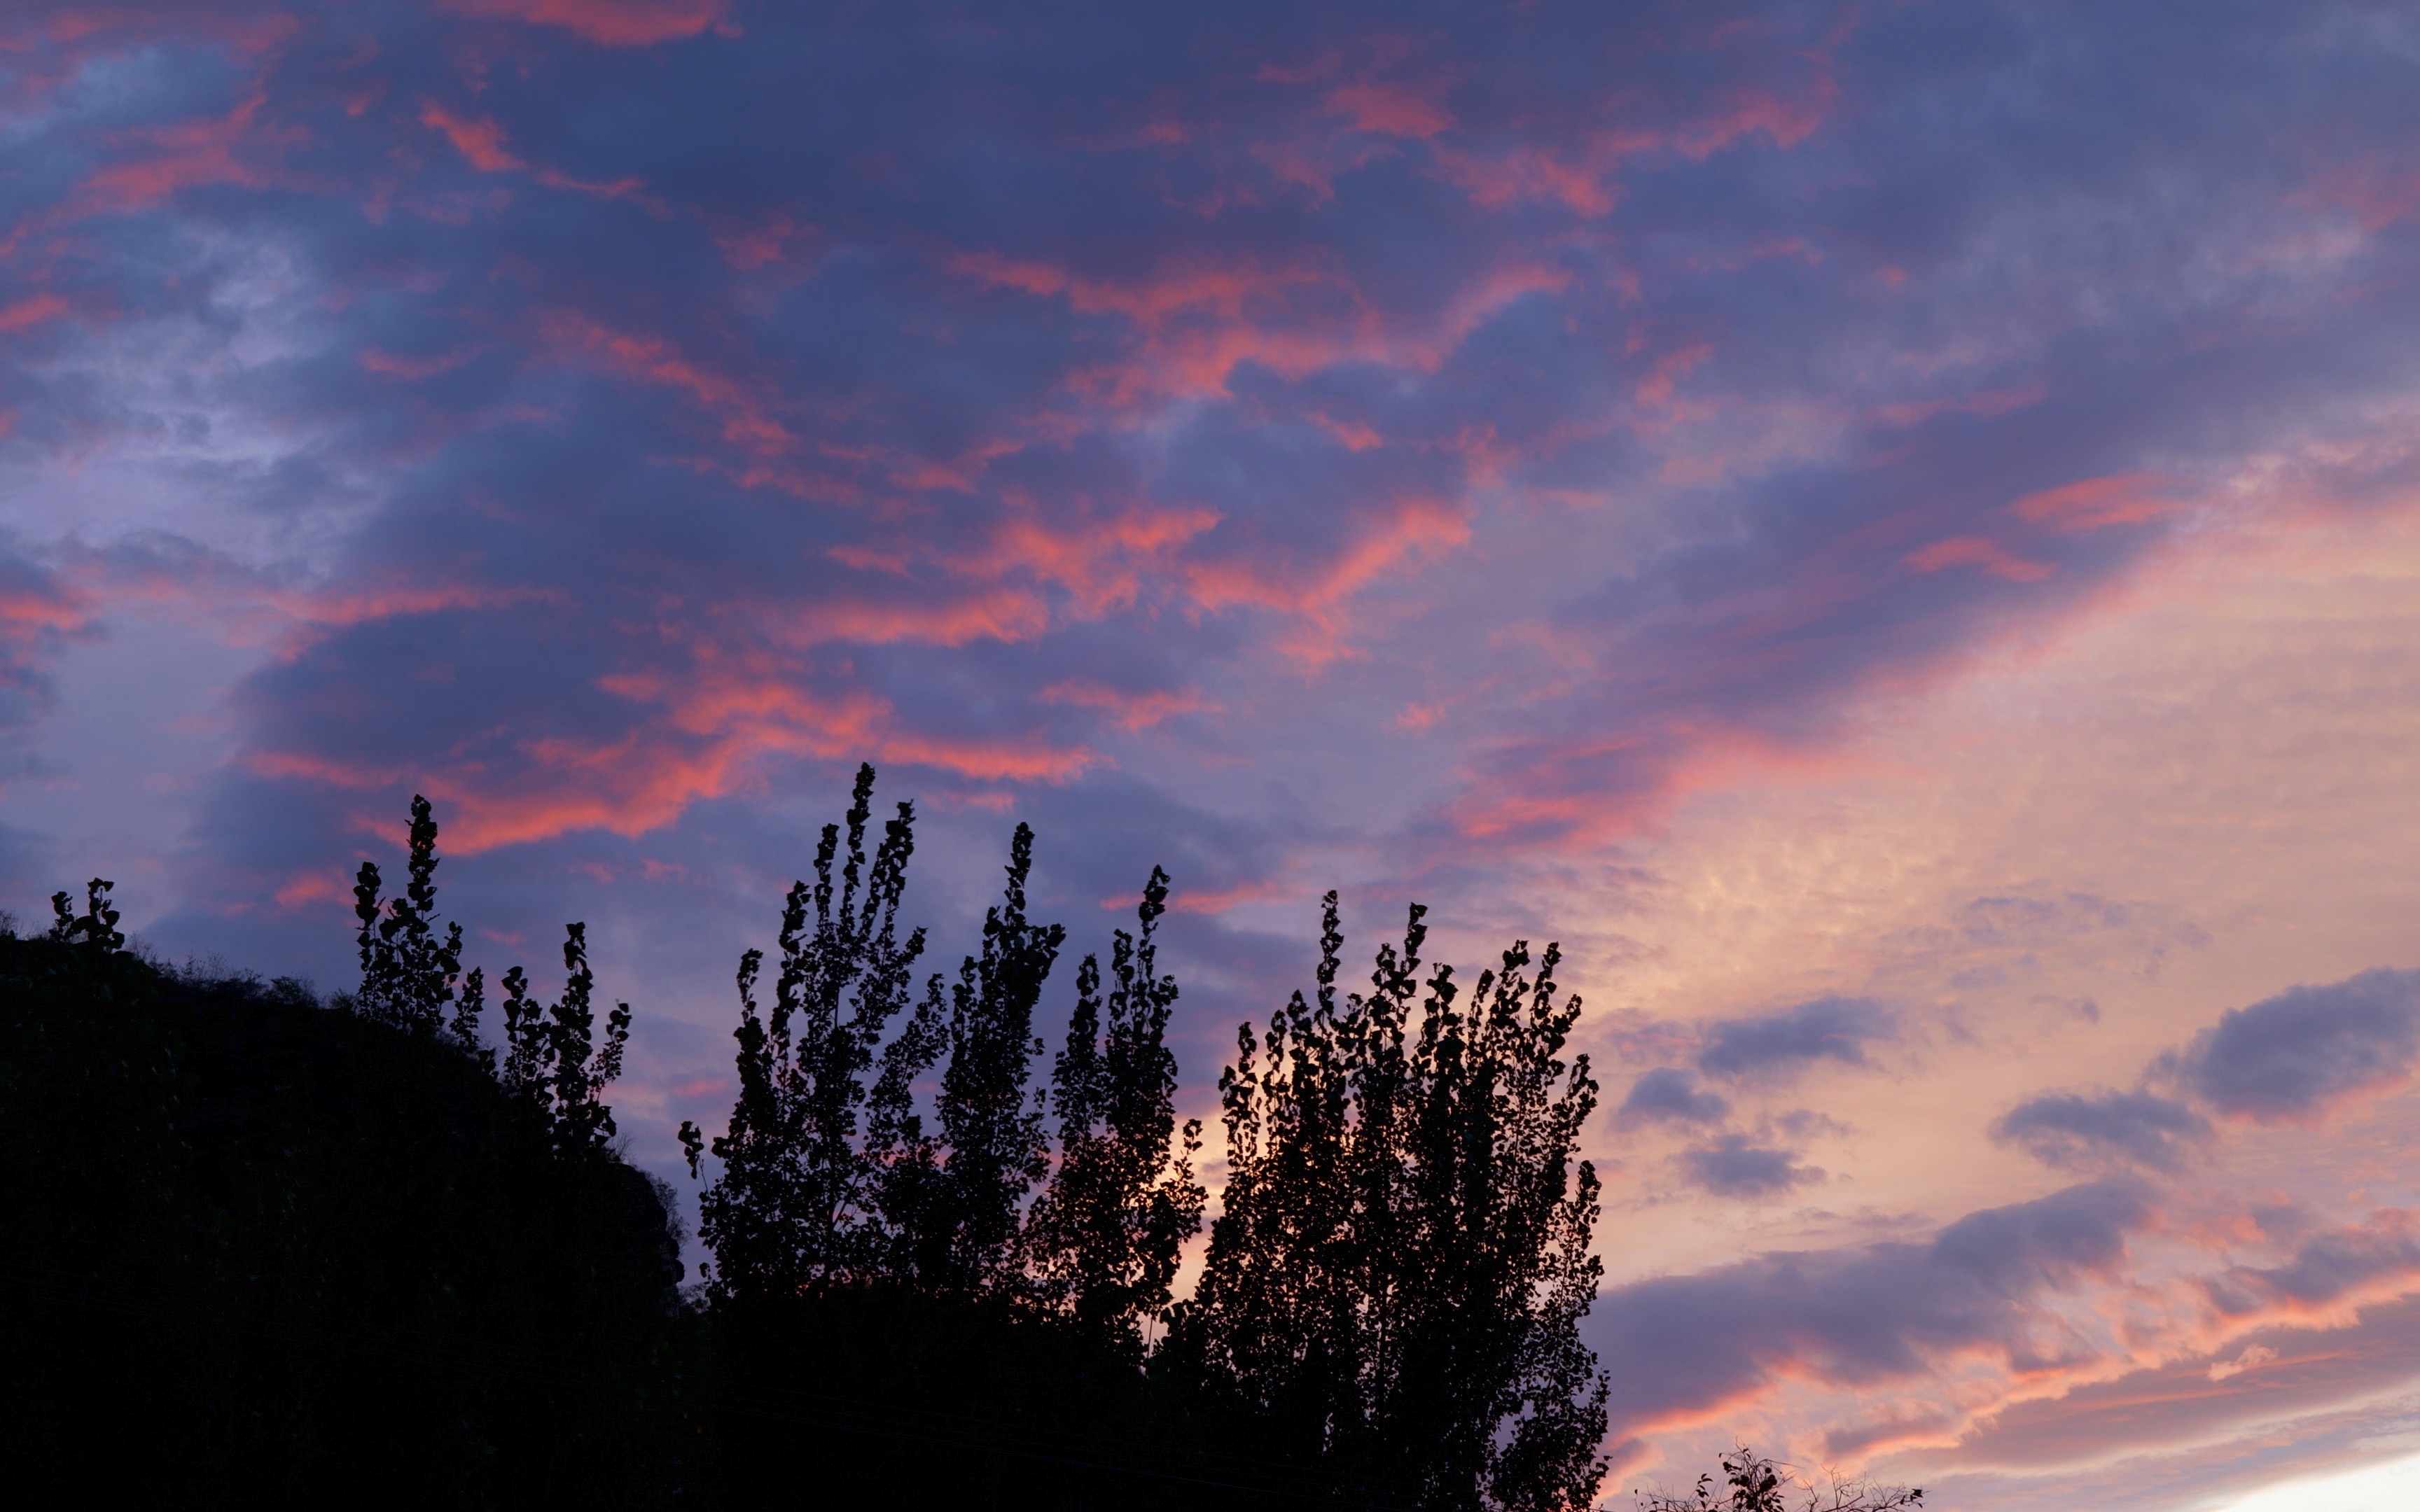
(399, 645, 1079, 849)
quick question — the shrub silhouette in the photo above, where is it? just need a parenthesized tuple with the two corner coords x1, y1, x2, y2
(1635, 1446, 1923, 1512)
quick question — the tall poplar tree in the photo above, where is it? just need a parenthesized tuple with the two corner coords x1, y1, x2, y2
(697, 764, 927, 1294)
(888, 822, 1066, 1293)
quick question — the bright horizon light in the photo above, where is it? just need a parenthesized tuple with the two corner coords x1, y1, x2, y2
(2204, 1450, 2420, 1512)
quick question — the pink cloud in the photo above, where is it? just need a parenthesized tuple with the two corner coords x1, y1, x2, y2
(420, 103, 663, 209)
(1180, 496, 1470, 664)
(1039, 678, 1215, 732)
(710, 209, 816, 271)
(272, 870, 349, 910)
(0, 293, 70, 334)
(953, 246, 1566, 410)
(1325, 79, 1455, 139)
(2012, 472, 2185, 533)
(69, 90, 289, 219)
(1905, 536, 2055, 582)
(534, 312, 791, 452)
(423, 664, 1094, 850)
(1158, 876, 1302, 916)
(436, 0, 728, 48)
(359, 346, 478, 380)
(420, 104, 526, 174)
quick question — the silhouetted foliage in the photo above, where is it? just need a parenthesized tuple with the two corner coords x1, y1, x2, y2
(346, 792, 633, 1152)
(910, 820, 1066, 1293)
(4, 769, 1709, 1511)
(698, 762, 931, 1293)
(688, 770, 1266, 1508)
(1024, 867, 1207, 1354)
(500, 921, 632, 1152)
(48, 875, 125, 953)
(347, 794, 481, 1044)
(1636, 1446, 1923, 1512)
(1164, 892, 1611, 1512)
(686, 774, 1619, 1508)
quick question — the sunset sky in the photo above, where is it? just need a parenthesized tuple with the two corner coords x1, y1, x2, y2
(8, 4, 2420, 1507)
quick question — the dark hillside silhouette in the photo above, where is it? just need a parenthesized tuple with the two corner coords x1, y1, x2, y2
(1, 880, 686, 1506)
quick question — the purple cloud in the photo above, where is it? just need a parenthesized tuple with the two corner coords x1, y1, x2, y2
(10, 0, 2420, 943)
(1675, 1133, 1821, 1198)
(0, 542, 88, 754)
(1992, 1088, 2213, 1173)
(1697, 997, 1896, 1082)
(1941, 1289, 2420, 1475)
(1620, 1066, 1732, 1125)
(2206, 1212, 2420, 1318)
(2172, 969, 2420, 1124)
(1589, 1180, 2153, 1441)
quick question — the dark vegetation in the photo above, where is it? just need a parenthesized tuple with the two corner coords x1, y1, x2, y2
(1632, 1446, 1924, 1512)
(0, 766, 1925, 1510)
(2, 876, 685, 1507)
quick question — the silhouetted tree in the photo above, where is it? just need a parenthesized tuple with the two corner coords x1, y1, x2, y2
(891, 822, 1066, 1294)
(347, 794, 482, 1046)
(1169, 892, 1610, 1512)
(499, 920, 632, 1152)
(1023, 866, 1206, 1353)
(698, 763, 930, 1294)
(345, 794, 632, 1148)
(1636, 1446, 1922, 1512)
